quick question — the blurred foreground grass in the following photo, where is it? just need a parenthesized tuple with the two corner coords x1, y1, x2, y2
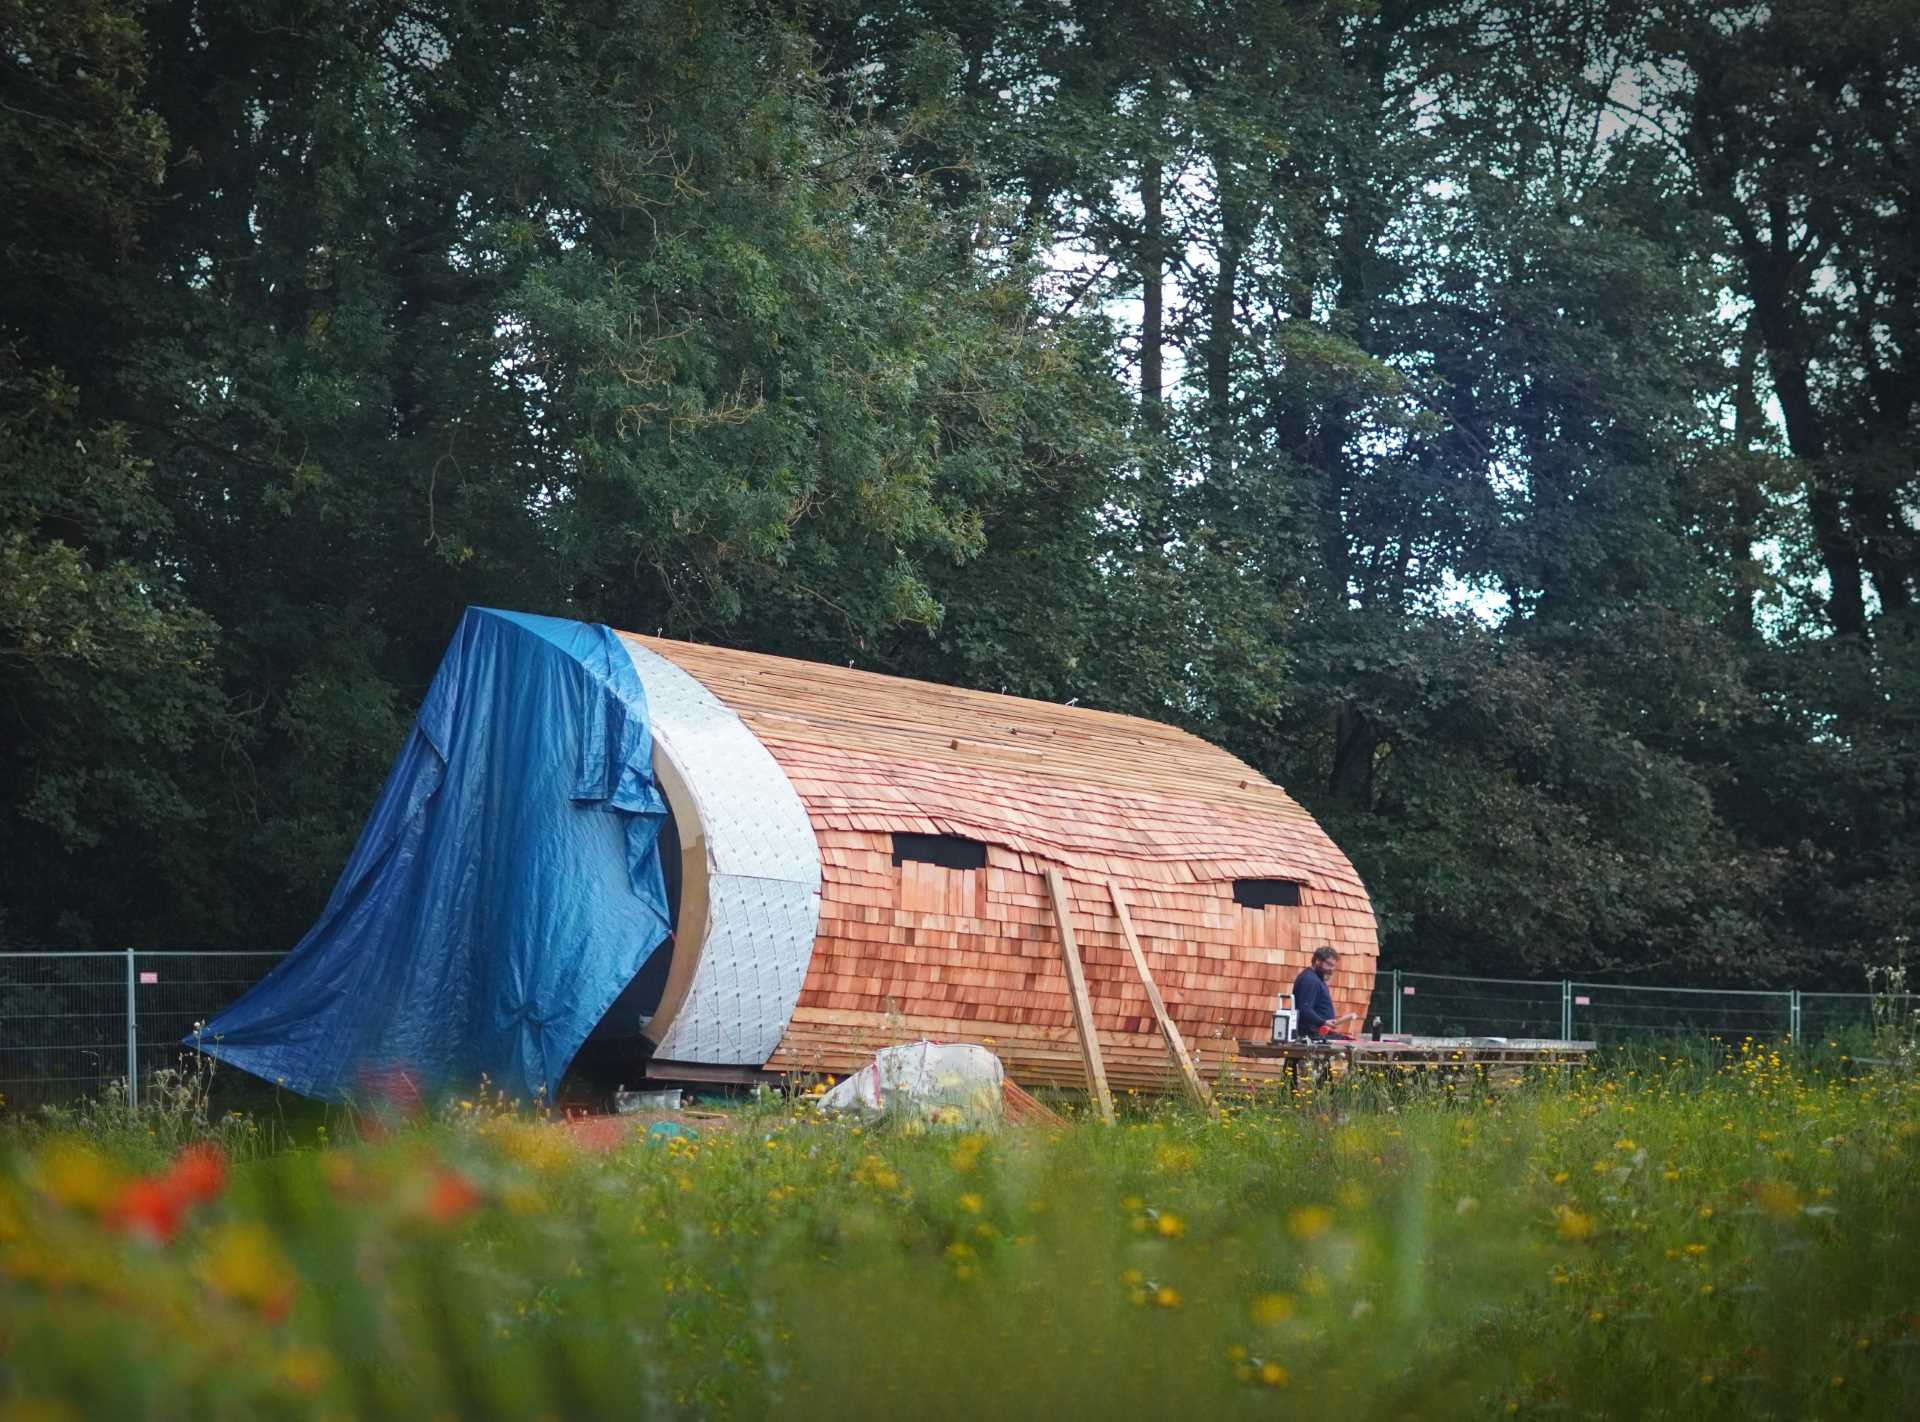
(2, 1043, 1917, 1420)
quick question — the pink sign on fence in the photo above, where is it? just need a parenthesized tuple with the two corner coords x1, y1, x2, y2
(1574, 995, 1591, 1006)
(139, 971, 159, 984)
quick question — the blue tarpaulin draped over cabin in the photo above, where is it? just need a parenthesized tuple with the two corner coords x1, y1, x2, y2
(193, 608, 672, 1101)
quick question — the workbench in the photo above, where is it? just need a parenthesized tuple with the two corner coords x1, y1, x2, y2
(1234, 1036, 1596, 1093)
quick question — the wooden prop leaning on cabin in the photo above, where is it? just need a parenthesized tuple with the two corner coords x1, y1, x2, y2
(1107, 883, 1214, 1111)
(1043, 865, 1116, 1124)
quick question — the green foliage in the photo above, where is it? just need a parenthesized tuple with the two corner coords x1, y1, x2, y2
(0, 0, 1912, 987)
(0, 0, 226, 944)
(3, 1064, 1918, 1416)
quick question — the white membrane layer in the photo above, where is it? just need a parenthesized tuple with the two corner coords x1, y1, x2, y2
(622, 641, 822, 1064)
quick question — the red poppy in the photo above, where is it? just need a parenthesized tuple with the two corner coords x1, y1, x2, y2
(105, 1143, 229, 1243)
(425, 1170, 483, 1224)
(163, 1143, 228, 1206)
(258, 1283, 296, 1325)
(109, 1177, 187, 1244)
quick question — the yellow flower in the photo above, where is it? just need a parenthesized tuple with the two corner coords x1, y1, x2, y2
(1258, 1360, 1289, 1387)
(852, 1155, 900, 1191)
(35, 1142, 120, 1214)
(1154, 1284, 1181, 1309)
(201, 1222, 297, 1321)
(1553, 1205, 1597, 1242)
(1684, 1243, 1708, 1256)
(485, 1119, 577, 1172)
(1155, 1212, 1186, 1239)
(958, 1193, 984, 1215)
(502, 1184, 545, 1217)
(1154, 1143, 1197, 1172)
(1754, 1179, 1802, 1220)
(275, 1347, 333, 1396)
(1250, 1292, 1296, 1326)
(1286, 1205, 1334, 1240)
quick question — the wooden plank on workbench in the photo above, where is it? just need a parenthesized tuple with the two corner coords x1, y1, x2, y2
(1045, 866, 1115, 1124)
(1109, 882, 1212, 1109)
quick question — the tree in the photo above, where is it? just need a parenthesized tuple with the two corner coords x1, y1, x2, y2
(0, 0, 225, 944)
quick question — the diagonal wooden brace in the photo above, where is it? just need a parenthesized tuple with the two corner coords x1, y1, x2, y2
(1044, 865, 1115, 1124)
(1109, 882, 1214, 1109)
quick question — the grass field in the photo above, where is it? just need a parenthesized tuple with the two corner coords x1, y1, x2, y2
(2, 1044, 1917, 1420)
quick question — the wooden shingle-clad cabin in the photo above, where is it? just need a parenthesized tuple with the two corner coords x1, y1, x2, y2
(612, 633, 1378, 1093)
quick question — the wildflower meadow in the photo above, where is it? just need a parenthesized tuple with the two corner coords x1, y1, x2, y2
(2, 1044, 1916, 1420)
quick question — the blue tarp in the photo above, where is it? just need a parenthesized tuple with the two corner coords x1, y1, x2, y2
(194, 608, 672, 1101)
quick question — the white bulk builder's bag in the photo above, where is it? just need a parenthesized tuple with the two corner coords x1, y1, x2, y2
(816, 1040, 1004, 1130)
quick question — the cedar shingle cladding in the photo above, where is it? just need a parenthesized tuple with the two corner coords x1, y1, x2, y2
(623, 633, 1379, 1089)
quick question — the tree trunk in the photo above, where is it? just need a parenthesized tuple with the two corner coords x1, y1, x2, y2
(1727, 316, 1765, 640)
(1329, 703, 1378, 808)
(1141, 148, 1164, 434)
(1206, 137, 1246, 487)
(1764, 336, 1868, 640)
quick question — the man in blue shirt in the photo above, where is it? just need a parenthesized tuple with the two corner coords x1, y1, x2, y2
(1293, 946, 1356, 1040)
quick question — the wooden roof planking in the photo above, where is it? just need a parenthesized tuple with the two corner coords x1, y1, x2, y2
(624, 633, 1379, 1092)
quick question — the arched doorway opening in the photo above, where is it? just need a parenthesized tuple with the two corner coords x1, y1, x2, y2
(567, 738, 707, 1091)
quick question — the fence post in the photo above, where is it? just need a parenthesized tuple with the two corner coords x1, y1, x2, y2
(1789, 990, 1801, 1046)
(1391, 969, 1401, 1035)
(1561, 980, 1573, 1042)
(124, 947, 138, 1110)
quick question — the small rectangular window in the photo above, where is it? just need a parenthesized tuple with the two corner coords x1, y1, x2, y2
(1233, 879, 1301, 909)
(892, 833, 987, 870)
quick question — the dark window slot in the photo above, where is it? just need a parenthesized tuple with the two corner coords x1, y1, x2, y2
(892, 833, 987, 871)
(1232, 879, 1301, 909)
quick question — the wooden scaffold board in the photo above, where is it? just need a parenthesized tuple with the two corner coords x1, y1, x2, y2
(1108, 883, 1213, 1109)
(1044, 865, 1115, 1124)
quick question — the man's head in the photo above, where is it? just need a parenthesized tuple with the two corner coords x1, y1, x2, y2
(1311, 946, 1339, 981)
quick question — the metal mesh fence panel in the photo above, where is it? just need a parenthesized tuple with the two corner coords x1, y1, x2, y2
(0, 953, 127, 1110)
(1390, 973, 1565, 1039)
(134, 952, 285, 1085)
(6, 949, 1908, 1105)
(0, 951, 283, 1110)
(1800, 990, 1915, 1045)
(1570, 983, 1789, 1043)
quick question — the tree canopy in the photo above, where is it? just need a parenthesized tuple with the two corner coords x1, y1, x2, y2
(2, 0, 1913, 985)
